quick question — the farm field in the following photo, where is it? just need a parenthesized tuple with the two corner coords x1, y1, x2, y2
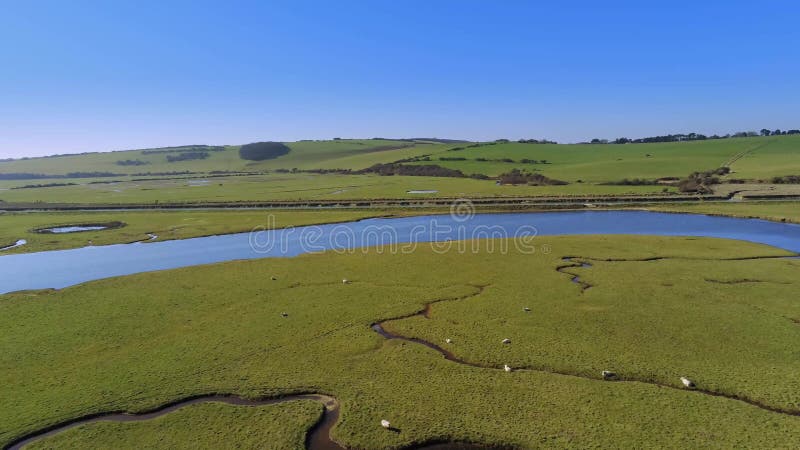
(0, 172, 675, 205)
(408, 135, 800, 182)
(2, 235, 799, 448)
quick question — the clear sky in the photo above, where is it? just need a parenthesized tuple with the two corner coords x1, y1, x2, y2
(1, 0, 798, 157)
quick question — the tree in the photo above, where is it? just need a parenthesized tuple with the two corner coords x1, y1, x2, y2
(239, 142, 291, 161)
(760, 128, 771, 136)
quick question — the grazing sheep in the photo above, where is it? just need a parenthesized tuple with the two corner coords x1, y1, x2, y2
(445, 338, 452, 344)
(342, 279, 349, 284)
(381, 419, 391, 429)
(680, 377, 696, 388)
(280, 312, 288, 317)
(504, 364, 513, 372)
(502, 338, 511, 344)
(602, 370, 617, 380)
(523, 307, 531, 312)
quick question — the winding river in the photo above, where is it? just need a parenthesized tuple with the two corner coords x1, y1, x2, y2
(1, 211, 800, 294)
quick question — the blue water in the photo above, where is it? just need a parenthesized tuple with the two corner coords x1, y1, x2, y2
(1, 211, 799, 294)
(43, 226, 108, 233)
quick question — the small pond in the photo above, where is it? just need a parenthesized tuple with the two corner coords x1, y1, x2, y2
(34, 222, 125, 234)
(0, 239, 26, 251)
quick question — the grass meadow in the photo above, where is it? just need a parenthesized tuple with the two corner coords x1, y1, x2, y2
(2, 236, 799, 448)
(28, 401, 322, 450)
(410, 135, 800, 182)
(0, 172, 674, 205)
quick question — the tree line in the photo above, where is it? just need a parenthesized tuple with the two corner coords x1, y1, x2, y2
(589, 128, 800, 144)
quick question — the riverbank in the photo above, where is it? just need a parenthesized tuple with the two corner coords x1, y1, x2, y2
(2, 201, 798, 254)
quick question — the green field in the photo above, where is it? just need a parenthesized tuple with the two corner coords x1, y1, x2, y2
(0, 139, 436, 176)
(410, 136, 800, 182)
(0, 173, 675, 205)
(3, 236, 800, 448)
(1, 135, 797, 206)
(28, 401, 322, 450)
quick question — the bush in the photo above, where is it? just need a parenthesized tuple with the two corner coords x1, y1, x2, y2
(676, 167, 728, 193)
(239, 142, 291, 161)
(603, 178, 658, 186)
(116, 159, 149, 166)
(166, 152, 209, 162)
(360, 163, 465, 178)
(771, 175, 800, 184)
(498, 169, 568, 186)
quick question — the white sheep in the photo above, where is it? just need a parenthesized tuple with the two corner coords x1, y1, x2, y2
(523, 307, 531, 312)
(504, 364, 512, 372)
(445, 338, 452, 344)
(602, 370, 617, 380)
(381, 419, 391, 429)
(280, 312, 288, 317)
(680, 376, 695, 388)
(342, 279, 349, 284)
(502, 338, 511, 344)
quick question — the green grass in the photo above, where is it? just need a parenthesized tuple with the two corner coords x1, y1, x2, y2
(645, 201, 800, 224)
(0, 172, 675, 205)
(0, 139, 433, 176)
(28, 401, 322, 450)
(411, 135, 800, 182)
(2, 236, 800, 448)
(0, 210, 394, 254)
(1, 136, 797, 205)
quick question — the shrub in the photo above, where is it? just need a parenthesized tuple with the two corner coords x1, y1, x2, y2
(239, 142, 291, 161)
(771, 175, 800, 184)
(166, 152, 209, 162)
(498, 169, 568, 186)
(360, 163, 465, 178)
(116, 159, 149, 166)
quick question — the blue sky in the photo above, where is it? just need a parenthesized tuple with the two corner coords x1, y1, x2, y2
(1, 0, 798, 157)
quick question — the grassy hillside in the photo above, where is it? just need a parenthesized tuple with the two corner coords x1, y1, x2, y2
(1, 135, 796, 204)
(3, 136, 798, 182)
(0, 139, 433, 176)
(410, 135, 800, 182)
(2, 236, 799, 448)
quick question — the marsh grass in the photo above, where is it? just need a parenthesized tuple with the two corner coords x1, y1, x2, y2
(1, 236, 799, 448)
(27, 401, 322, 450)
